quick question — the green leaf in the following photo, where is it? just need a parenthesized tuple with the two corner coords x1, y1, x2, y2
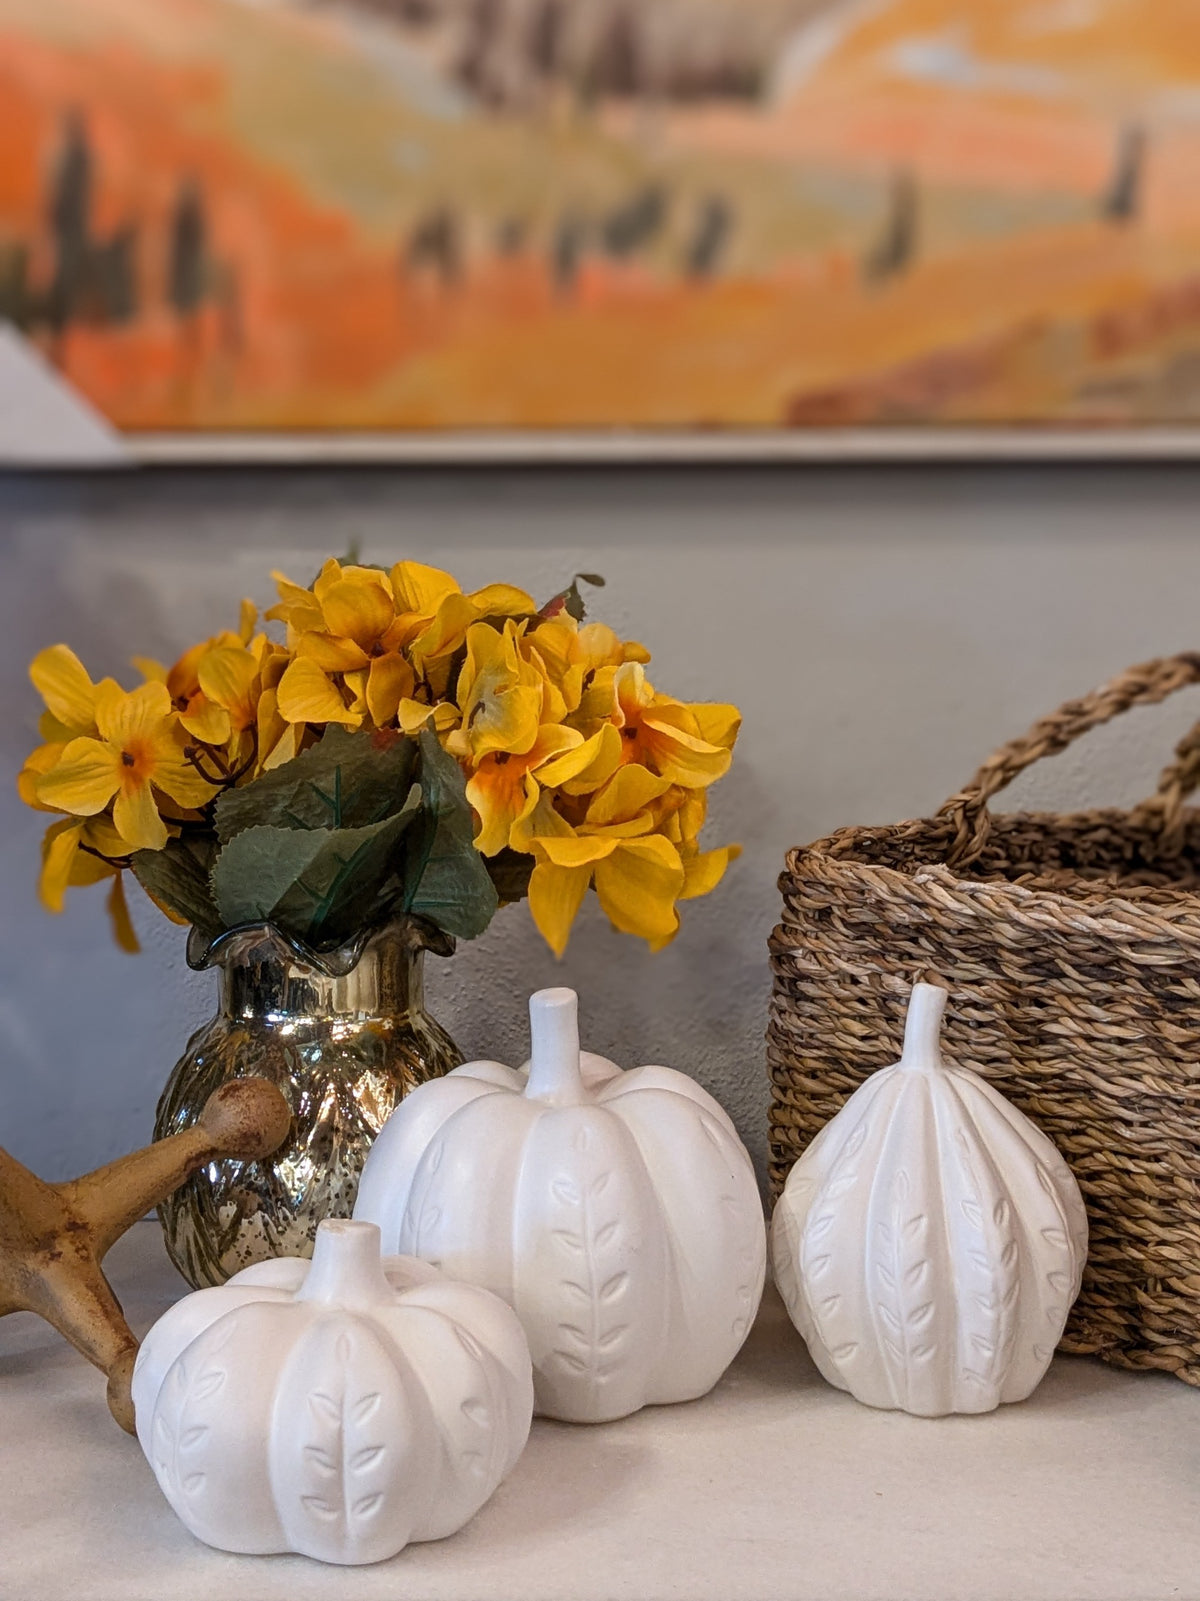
(539, 572, 606, 624)
(404, 731, 498, 940)
(214, 726, 417, 842)
(131, 836, 221, 935)
(211, 792, 420, 949)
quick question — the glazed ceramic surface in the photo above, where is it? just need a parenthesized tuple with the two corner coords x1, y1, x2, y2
(355, 987, 766, 1423)
(132, 1220, 532, 1565)
(771, 983, 1088, 1417)
(156, 920, 462, 1289)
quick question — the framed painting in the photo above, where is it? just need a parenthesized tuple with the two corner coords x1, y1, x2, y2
(2, 0, 1200, 460)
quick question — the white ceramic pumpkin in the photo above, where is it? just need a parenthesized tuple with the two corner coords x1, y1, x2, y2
(131, 1219, 533, 1564)
(355, 987, 766, 1423)
(771, 983, 1088, 1417)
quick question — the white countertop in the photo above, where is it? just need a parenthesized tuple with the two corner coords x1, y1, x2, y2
(3, 1221, 1199, 1601)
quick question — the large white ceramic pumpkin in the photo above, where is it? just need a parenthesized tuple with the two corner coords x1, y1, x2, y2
(131, 1220, 533, 1564)
(771, 983, 1088, 1417)
(355, 987, 766, 1423)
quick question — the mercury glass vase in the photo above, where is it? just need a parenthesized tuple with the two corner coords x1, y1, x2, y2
(154, 918, 462, 1289)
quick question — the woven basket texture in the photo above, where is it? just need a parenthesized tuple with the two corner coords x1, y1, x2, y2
(768, 654, 1200, 1384)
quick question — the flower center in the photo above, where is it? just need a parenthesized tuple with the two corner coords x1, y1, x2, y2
(121, 750, 136, 767)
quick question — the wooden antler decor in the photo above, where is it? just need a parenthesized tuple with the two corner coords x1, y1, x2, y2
(0, 1079, 291, 1433)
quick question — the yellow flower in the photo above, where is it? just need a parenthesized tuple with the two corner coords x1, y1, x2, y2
(37, 815, 141, 951)
(520, 618, 650, 717)
(467, 727, 607, 857)
(445, 620, 545, 762)
(269, 560, 536, 729)
(578, 662, 739, 788)
(528, 829, 686, 957)
(20, 645, 115, 807)
(36, 681, 214, 852)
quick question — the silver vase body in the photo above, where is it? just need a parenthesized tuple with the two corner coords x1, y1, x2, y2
(154, 920, 461, 1288)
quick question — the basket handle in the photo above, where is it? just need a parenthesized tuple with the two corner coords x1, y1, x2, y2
(939, 653, 1200, 866)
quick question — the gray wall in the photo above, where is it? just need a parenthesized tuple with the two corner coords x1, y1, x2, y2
(3, 463, 1199, 1185)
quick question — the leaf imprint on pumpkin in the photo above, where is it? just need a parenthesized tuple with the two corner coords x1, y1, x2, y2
(593, 1220, 620, 1248)
(551, 1229, 584, 1253)
(304, 1445, 337, 1474)
(590, 1172, 611, 1197)
(309, 1391, 341, 1425)
(455, 1328, 483, 1361)
(600, 1272, 629, 1303)
(552, 1177, 581, 1206)
(335, 1333, 354, 1363)
(353, 1493, 384, 1519)
(1042, 1228, 1068, 1248)
(553, 1348, 587, 1373)
(301, 1495, 338, 1520)
(572, 1126, 591, 1153)
(460, 1398, 489, 1425)
(180, 1426, 209, 1450)
(182, 1472, 206, 1495)
(699, 1114, 725, 1150)
(352, 1392, 382, 1424)
(350, 1446, 385, 1473)
(192, 1368, 226, 1401)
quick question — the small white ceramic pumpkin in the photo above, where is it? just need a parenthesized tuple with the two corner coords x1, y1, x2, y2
(131, 1220, 533, 1564)
(771, 983, 1088, 1417)
(355, 987, 766, 1423)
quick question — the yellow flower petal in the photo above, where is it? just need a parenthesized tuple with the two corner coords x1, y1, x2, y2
(30, 645, 98, 732)
(510, 789, 576, 853)
(366, 653, 416, 727)
(38, 819, 85, 912)
(36, 737, 121, 815)
(390, 561, 460, 616)
(466, 759, 531, 857)
(528, 860, 593, 958)
(295, 630, 371, 673)
(107, 872, 141, 953)
(266, 571, 325, 632)
(680, 843, 742, 900)
(276, 657, 361, 726)
(466, 582, 536, 617)
(94, 679, 173, 748)
(559, 723, 624, 796)
(131, 655, 168, 684)
(413, 592, 481, 665)
(593, 834, 684, 947)
(113, 780, 168, 852)
(18, 742, 66, 809)
(150, 752, 219, 811)
(199, 646, 260, 728)
(320, 578, 396, 649)
(179, 693, 232, 746)
(535, 833, 619, 870)
(238, 598, 258, 643)
(586, 764, 672, 826)
(689, 703, 742, 751)
(398, 699, 460, 735)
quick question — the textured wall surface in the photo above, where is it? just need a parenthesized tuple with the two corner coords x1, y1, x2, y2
(2, 463, 1199, 1186)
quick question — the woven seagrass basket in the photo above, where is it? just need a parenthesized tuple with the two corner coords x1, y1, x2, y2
(768, 653, 1200, 1385)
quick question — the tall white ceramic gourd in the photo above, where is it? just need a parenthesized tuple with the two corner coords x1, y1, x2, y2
(132, 1220, 533, 1564)
(355, 987, 766, 1424)
(771, 983, 1088, 1417)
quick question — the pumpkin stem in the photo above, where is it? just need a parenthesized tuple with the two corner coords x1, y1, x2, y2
(898, 982, 949, 1072)
(297, 1219, 392, 1306)
(526, 987, 585, 1104)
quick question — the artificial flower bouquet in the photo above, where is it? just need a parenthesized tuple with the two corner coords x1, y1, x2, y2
(19, 560, 741, 957)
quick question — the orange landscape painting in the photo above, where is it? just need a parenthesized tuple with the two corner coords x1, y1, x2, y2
(3, 0, 1200, 434)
